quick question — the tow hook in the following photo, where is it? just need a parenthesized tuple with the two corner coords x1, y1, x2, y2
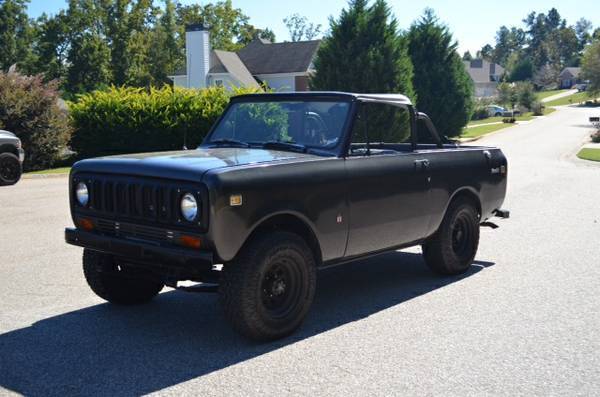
(481, 221, 499, 229)
(493, 209, 510, 219)
(481, 209, 510, 229)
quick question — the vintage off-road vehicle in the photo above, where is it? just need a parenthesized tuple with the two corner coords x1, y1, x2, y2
(65, 92, 508, 341)
(0, 130, 25, 186)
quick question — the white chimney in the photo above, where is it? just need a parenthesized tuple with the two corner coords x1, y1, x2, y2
(185, 24, 210, 89)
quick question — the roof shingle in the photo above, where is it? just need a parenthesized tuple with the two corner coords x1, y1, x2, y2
(237, 39, 320, 75)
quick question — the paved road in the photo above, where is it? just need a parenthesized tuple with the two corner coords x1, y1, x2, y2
(1, 106, 599, 396)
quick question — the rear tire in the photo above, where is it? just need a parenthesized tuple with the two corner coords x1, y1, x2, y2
(422, 198, 480, 275)
(0, 152, 22, 186)
(83, 249, 164, 305)
(219, 232, 317, 341)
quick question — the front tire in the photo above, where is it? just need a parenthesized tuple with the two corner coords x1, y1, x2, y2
(0, 152, 22, 186)
(422, 198, 480, 275)
(83, 249, 164, 305)
(219, 232, 317, 341)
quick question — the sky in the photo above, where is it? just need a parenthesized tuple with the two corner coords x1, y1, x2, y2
(26, 0, 600, 54)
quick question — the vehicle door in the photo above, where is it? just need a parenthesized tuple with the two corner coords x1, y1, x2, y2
(344, 102, 432, 257)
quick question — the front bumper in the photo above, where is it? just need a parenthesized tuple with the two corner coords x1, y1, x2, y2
(18, 148, 24, 163)
(65, 228, 214, 268)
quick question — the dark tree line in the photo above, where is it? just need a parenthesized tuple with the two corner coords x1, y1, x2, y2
(475, 8, 599, 85)
(312, 1, 473, 137)
(0, 0, 276, 94)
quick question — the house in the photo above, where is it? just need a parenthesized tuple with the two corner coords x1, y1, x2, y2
(463, 59, 505, 97)
(169, 24, 320, 91)
(558, 67, 582, 89)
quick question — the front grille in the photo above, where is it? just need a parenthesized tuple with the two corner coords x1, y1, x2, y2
(72, 173, 207, 230)
(96, 219, 170, 243)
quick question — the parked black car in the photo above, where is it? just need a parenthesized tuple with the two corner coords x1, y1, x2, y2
(65, 92, 509, 341)
(0, 130, 25, 186)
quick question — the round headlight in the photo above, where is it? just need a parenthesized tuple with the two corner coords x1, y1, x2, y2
(180, 193, 198, 222)
(76, 182, 89, 206)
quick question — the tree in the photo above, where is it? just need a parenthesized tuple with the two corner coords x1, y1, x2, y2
(492, 26, 512, 65)
(462, 51, 473, 61)
(516, 82, 536, 109)
(491, 26, 526, 66)
(575, 18, 593, 51)
(533, 64, 558, 89)
(506, 53, 533, 82)
(478, 44, 493, 60)
(148, 0, 183, 85)
(546, 27, 579, 69)
(497, 82, 517, 108)
(65, 32, 112, 93)
(311, 0, 414, 99)
(33, 11, 71, 81)
(239, 25, 276, 45)
(283, 14, 322, 41)
(523, 11, 550, 70)
(105, 0, 155, 86)
(176, 0, 252, 51)
(581, 40, 600, 96)
(0, 70, 71, 171)
(0, 0, 36, 72)
(407, 8, 473, 137)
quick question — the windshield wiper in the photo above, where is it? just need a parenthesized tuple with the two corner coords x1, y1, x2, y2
(261, 141, 307, 153)
(209, 138, 250, 147)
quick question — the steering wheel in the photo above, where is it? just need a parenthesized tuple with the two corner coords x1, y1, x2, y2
(304, 112, 329, 145)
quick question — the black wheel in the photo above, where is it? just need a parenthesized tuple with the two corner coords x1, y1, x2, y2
(0, 152, 22, 186)
(422, 198, 480, 275)
(219, 232, 317, 341)
(83, 249, 164, 305)
(494, 112, 502, 117)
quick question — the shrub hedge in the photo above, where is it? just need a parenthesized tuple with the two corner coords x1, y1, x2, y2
(0, 71, 71, 171)
(69, 85, 261, 159)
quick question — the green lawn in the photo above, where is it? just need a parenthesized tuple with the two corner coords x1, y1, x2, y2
(461, 123, 514, 139)
(468, 112, 537, 127)
(544, 91, 593, 107)
(25, 167, 71, 175)
(577, 148, 600, 162)
(537, 89, 569, 100)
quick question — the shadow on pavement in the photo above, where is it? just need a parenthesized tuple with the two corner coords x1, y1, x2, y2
(0, 251, 493, 396)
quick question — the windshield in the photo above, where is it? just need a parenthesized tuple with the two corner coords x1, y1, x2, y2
(206, 100, 351, 150)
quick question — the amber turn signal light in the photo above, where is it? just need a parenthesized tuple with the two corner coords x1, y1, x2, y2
(77, 218, 94, 231)
(179, 235, 202, 249)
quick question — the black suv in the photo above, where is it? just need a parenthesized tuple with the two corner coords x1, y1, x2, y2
(66, 92, 509, 341)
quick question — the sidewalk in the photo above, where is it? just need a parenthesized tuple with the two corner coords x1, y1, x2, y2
(541, 89, 577, 103)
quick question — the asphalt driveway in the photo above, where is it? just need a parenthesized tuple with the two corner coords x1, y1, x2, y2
(0, 105, 599, 396)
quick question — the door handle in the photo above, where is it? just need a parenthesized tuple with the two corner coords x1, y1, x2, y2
(414, 159, 430, 171)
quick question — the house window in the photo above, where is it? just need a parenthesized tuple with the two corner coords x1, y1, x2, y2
(215, 79, 224, 87)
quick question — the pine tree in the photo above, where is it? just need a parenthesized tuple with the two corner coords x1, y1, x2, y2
(407, 9, 473, 138)
(310, 0, 414, 99)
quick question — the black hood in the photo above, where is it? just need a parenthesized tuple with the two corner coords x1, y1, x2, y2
(72, 147, 323, 182)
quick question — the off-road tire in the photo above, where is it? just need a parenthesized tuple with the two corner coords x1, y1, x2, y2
(219, 232, 317, 341)
(422, 198, 480, 275)
(83, 249, 164, 305)
(0, 152, 22, 186)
